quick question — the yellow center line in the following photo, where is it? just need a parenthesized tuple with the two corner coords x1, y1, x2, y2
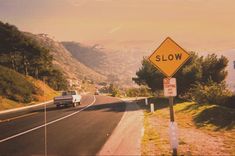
(0, 112, 38, 123)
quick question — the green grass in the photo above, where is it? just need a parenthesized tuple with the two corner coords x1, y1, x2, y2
(174, 102, 235, 131)
(141, 97, 235, 131)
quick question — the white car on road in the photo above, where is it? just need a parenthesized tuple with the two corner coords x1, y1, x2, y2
(54, 90, 81, 108)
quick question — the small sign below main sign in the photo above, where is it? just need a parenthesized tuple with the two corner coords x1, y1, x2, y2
(148, 37, 190, 77)
(164, 78, 177, 97)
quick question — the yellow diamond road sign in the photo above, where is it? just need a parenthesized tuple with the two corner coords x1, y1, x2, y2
(148, 37, 190, 77)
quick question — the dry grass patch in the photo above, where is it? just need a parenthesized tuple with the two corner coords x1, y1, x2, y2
(0, 78, 59, 111)
(27, 77, 59, 102)
(142, 111, 171, 156)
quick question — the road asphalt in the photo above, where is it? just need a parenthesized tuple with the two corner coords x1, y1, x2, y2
(0, 94, 126, 155)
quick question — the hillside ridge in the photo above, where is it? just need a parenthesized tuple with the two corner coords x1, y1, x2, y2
(25, 33, 107, 84)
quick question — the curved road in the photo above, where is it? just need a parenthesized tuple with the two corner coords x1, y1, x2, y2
(0, 94, 126, 155)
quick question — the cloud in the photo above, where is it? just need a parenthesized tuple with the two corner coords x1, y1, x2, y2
(108, 25, 122, 34)
(95, 0, 112, 1)
(67, 0, 112, 7)
(67, 0, 87, 7)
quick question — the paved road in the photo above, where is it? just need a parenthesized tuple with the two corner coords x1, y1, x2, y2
(0, 94, 126, 155)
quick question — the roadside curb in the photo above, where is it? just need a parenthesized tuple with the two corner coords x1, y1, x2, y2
(98, 99, 144, 155)
(0, 100, 53, 115)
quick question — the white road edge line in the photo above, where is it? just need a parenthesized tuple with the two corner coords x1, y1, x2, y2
(0, 100, 53, 115)
(0, 96, 96, 143)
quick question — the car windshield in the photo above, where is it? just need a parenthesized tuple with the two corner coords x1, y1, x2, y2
(62, 91, 76, 96)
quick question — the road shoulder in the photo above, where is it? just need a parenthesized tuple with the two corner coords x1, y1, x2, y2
(99, 100, 144, 155)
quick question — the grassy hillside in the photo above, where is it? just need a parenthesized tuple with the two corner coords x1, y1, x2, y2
(25, 33, 107, 84)
(0, 65, 37, 103)
(0, 66, 58, 111)
(26, 76, 58, 102)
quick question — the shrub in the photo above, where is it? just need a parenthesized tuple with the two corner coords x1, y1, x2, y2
(187, 80, 232, 105)
(0, 65, 37, 103)
(126, 86, 152, 97)
(40, 68, 68, 91)
(126, 88, 139, 97)
(224, 95, 235, 108)
(108, 84, 120, 97)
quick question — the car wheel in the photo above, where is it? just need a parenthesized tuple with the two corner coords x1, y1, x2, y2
(73, 102, 77, 107)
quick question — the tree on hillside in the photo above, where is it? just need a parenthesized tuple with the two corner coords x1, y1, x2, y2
(22, 39, 53, 78)
(0, 22, 25, 71)
(39, 68, 68, 91)
(201, 54, 228, 84)
(0, 21, 52, 76)
(133, 52, 228, 95)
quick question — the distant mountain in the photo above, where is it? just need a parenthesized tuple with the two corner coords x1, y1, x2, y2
(62, 41, 235, 90)
(25, 34, 106, 84)
(62, 41, 146, 86)
(62, 42, 106, 72)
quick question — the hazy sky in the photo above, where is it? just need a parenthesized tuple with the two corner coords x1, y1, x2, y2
(1, 0, 235, 52)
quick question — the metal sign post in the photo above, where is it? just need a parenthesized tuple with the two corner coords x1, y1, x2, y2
(169, 97, 177, 156)
(169, 97, 175, 122)
(164, 78, 178, 155)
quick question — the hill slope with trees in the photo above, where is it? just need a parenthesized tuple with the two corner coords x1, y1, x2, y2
(0, 21, 106, 92)
(0, 21, 68, 91)
(27, 34, 107, 84)
(0, 65, 58, 110)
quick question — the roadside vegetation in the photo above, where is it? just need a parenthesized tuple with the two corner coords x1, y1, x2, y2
(0, 65, 38, 103)
(140, 98, 235, 155)
(125, 86, 152, 97)
(133, 52, 234, 108)
(0, 21, 64, 110)
(0, 65, 58, 111)
(0, 66, 58, 110)
(101, 83, 153, 98)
